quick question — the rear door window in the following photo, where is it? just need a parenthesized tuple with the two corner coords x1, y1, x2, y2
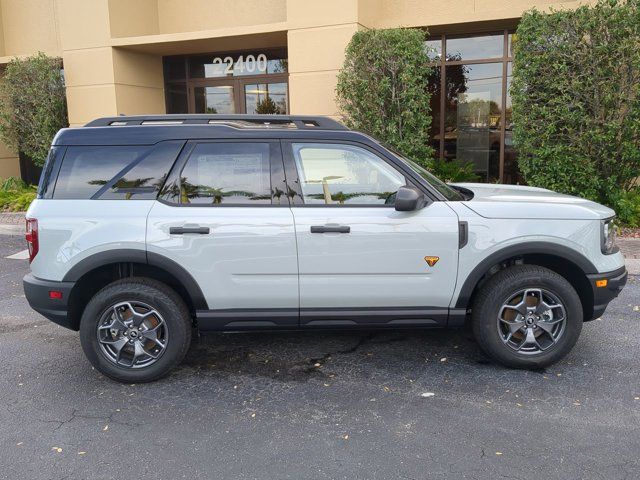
(53, 146, 147, 199)
(177, 142, 273, 205)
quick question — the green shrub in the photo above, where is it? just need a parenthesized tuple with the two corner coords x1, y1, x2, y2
(0, 53, 68, 167)
(336, 28, 435, 167)
(431, 160, 479, 183)
(511, 0, 640, 214)
(0, 176, 36, 212)
(612, 188, 640, 227)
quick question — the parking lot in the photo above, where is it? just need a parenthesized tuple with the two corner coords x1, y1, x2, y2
(1, 232, 639, 480)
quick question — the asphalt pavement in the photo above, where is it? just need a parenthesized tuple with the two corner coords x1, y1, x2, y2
(0, 233, 639, 480)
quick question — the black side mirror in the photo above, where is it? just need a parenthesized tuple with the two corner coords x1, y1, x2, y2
(394, 186, 429, 211)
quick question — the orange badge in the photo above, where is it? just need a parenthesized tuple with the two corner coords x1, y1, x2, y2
(424, 256, 440, 267)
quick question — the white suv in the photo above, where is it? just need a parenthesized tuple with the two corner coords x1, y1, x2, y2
(23, 115, 627, 382)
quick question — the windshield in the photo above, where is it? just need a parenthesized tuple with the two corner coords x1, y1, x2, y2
(380, 144, 465, 201)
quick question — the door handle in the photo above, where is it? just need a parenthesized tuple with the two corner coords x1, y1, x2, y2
(310, 225, 351, 234)
(169, 226, 210, 235)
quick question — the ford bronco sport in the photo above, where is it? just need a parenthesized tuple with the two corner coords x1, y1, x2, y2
(23, 115, 627, 382)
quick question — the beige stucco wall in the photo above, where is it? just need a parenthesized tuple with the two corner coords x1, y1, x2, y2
(0, 0, 594, 178)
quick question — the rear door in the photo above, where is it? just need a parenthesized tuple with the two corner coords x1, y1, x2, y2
(283, 141, 460, 327)
(146, 140, 299, 328)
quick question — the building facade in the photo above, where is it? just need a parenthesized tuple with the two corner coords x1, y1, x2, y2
(0, 0, 590, 182)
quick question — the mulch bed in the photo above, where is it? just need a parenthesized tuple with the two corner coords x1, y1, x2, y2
(620, 228, 640, 239)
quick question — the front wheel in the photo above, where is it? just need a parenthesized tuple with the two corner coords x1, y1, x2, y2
(79, 278, 192, 383)
(472, 265, 583, 369)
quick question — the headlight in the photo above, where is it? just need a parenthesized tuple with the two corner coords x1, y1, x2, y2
(601, 217, 618, 254)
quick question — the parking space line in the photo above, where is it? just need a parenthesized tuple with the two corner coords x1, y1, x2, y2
(6, 249, 29, 260)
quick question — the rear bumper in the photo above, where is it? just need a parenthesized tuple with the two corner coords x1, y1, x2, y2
(23, 273, 77, 330)
(586, 266, 628, 321)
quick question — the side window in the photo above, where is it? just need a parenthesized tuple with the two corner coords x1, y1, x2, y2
(53, 146, 146, 199)
(98, 141, 185, 200)
(179, 142, 272, 205)
(291, 143, 405, 205)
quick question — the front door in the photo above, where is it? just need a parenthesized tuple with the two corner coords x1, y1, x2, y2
(190, 79, 288, 115)
(146, 140, 298, 328)
(284, 141, 460, 327)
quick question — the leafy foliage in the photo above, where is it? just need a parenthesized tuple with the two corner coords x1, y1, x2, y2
(336, 28, 435, 167)
(0, 176, 36, 211)
(0, 53, 68, 167)
(255, 96, 282, 115)
(612, 188, 640, 227)
(431, 159, 479, 183)
(511, 0, 640, 219)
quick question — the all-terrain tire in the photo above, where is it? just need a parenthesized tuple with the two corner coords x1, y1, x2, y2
(472, 265, 583, 369)
(79, 277, 192, 383)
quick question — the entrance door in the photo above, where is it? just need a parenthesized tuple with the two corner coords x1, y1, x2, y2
(283, 141, 460, 327)
(146, 140, 298, 329)
(189, 78, 288, 115)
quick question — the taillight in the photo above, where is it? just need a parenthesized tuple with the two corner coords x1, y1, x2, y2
(25, 218, 38, 263)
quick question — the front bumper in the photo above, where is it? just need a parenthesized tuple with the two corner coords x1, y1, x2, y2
(586, 266, 628, 321)
(23, 273, 77, 330)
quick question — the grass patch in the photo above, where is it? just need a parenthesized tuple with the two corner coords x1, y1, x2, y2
(0, 177, 36, 212)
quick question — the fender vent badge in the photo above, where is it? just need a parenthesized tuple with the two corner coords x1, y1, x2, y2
(424, 256, 440, 267)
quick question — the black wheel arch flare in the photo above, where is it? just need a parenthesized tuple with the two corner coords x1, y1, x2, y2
(454, 242, 597, 310)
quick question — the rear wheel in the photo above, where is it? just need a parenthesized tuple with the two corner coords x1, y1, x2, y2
(472, 265, 583, 369)
(79, 278, 192, 383)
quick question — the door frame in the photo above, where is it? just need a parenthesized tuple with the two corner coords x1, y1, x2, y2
(188, 74, 289, 114)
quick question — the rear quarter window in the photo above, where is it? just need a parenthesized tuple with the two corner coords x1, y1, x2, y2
(53, 146, 147, 199)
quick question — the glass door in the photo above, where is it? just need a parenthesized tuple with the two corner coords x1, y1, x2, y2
(189, 78, 288, 115)
(191, 80, 237, 114)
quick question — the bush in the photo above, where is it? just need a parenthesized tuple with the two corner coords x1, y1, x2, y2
(511, 0, 640, 218)
(0, 53, 68, 167)
(612, 188, 640, 227)
(336, 28, 435, 167)
(0, 176, 36, 212)
(431, 160, 479, 183)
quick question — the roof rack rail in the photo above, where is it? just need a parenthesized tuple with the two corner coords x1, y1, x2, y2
(84, 114, 347, 130)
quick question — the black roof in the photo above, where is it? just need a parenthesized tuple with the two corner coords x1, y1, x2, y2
(54, 114, 367, 146)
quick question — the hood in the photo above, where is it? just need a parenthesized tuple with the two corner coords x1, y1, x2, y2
(451, 183, 615, 220)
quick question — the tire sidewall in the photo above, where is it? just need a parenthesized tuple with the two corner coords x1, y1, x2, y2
(473, 267, 583, 368)
(79, 281, 190, 382)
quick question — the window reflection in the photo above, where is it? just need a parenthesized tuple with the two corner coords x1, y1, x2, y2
(503, 62, 521, 184)
(425, 38, 442, 59)
(292, 143, 405, 205)
(427, 31, 517, 184)
(244, 82, 287, 114)
(179, 143, 272, 205)
(54, 147, 145, 199)
(446, 33, 504, 61)
(189, 54, 288, 79)
(194, 86, 235, 114)
(444, 63, 503, 181)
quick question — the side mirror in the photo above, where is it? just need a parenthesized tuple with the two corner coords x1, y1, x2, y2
(394, 186, 429, 212)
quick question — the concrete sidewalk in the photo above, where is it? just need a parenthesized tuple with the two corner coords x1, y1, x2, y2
(1, 211, 639, 273)
(0, 212, 23, 235)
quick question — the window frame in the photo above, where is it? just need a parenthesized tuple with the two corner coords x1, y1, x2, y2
(164, 48, 289, 115)
(427, 29, 514, 182)
(158, 139, 288, 208)
(281, 139, 415, 208)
